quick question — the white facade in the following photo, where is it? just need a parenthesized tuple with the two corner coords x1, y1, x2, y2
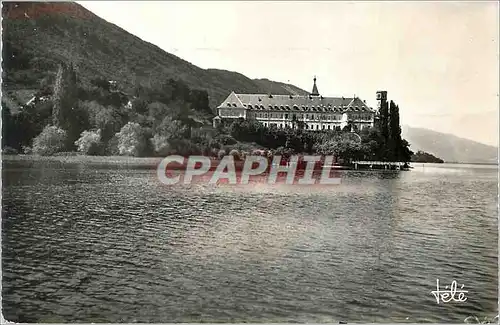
(241, 110, 374, 131)
(215, 82, 377, 131)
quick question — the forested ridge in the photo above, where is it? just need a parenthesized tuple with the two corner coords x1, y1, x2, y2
(2, 1, 413, 162)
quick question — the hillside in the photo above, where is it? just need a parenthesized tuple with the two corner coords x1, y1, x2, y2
(402, 125, 498, 164)
(2, 1, 307, 110)
(252, 78, 309, 96)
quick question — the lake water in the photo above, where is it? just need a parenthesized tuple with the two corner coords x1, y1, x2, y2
(2, 158, 498, 323)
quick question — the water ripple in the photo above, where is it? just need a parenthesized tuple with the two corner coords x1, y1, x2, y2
(2, 160, 497, 323)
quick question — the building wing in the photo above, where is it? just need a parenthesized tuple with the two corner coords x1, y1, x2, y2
(231, 94, 372, 114)
(213, 77, 380, 132)
(217, 91, 245, 109)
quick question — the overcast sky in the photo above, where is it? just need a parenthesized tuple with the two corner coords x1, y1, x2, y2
(79, 1, 499, 146)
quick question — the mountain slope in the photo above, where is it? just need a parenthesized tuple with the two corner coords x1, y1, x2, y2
(252, 78, 309, 96)
(402, 125, 498, 164)
(2, 1, 307, 109)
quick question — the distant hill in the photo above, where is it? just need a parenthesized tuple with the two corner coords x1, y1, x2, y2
(252, 79, 309, 96)
(402, 125, 498, 164)
(2, 2, 307, 110)
(411, 150, 444, 163)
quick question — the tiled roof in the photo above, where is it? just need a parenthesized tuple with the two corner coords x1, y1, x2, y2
(218, 93, 373, 113)
(222, 91, 246, 108)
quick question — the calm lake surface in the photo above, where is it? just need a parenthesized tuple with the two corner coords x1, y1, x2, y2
(2, 158, 498, 323)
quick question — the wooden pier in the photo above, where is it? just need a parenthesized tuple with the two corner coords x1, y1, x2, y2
(351, 161, 409, 170)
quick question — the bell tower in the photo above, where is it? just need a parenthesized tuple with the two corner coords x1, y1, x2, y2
(375, 90, 387, 114)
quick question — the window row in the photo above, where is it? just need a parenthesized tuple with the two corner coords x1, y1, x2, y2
(220, 110, 243, 117)
(350, 114, 371, 120)
(261, 123, 343, 131)
(251, 113, 343, 120)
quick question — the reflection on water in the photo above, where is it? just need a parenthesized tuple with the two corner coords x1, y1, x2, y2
(2, 159, 498, 323)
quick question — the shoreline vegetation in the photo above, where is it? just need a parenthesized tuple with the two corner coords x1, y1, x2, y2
(3, 61, 415, 166)
(411, 150, 444, 164)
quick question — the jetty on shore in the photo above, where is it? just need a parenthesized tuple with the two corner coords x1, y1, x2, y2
(161, 157, 410, 172)
(351, 161, 410, 170)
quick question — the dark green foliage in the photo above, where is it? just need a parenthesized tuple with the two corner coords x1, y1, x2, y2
(387, 101, 412, 162)
(52, 62, 76, 125)
(2, 55, 216, 156)
(315, 138, 364, 162)
(2, 97, 53, 150)
(51, 61, 91, 150)
(1, 1, 311, 156)
(227, 119, 326, 154)
(411, 150, 444, 163)
(32, 125, 67, 155)
(2, 2, 306, 109)
(1, 2, 415, 161)
(379, 99, 389, 143)
(223, 114, 413, 163)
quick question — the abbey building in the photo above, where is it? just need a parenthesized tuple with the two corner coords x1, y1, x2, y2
(214, 77, 386, 132)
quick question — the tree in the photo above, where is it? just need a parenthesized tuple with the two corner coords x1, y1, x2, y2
(376, 99, 390, 161)
(360, 127, 385, 160)
(82, 100, 123, 145)
(147, 102, 170, 127)
(379, 99, 389, 142)
(314, 138, 363, 162)
(189, 89, 211, 115)
(388, 101, 413, 162)
(151, 117, 185, 155)
(217, 149, 226, 159)
(156, 116, 190, 140)
(90, 77, 111, 91)
(229, 149, 241, 160)
(388, 101, 401, 161)
(52, 61, 78, 128)
(2, 105, 15, 149)
(131, 97, 149, 114)
(411, 150, 443, 163)
(399, 139, 414, 162)
(52, 62, 89, 150)
(75, 129, 103, 155)
(115, 122, 147, 156)
(32, 125, 67, 156)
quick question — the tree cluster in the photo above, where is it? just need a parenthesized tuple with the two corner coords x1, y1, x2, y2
(2, 59, 414, 164)
(411, 150, 444, 163)
(2, 60, 215, 157)
(222, 117, 413, 163)
(375, 100, 413, 162)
